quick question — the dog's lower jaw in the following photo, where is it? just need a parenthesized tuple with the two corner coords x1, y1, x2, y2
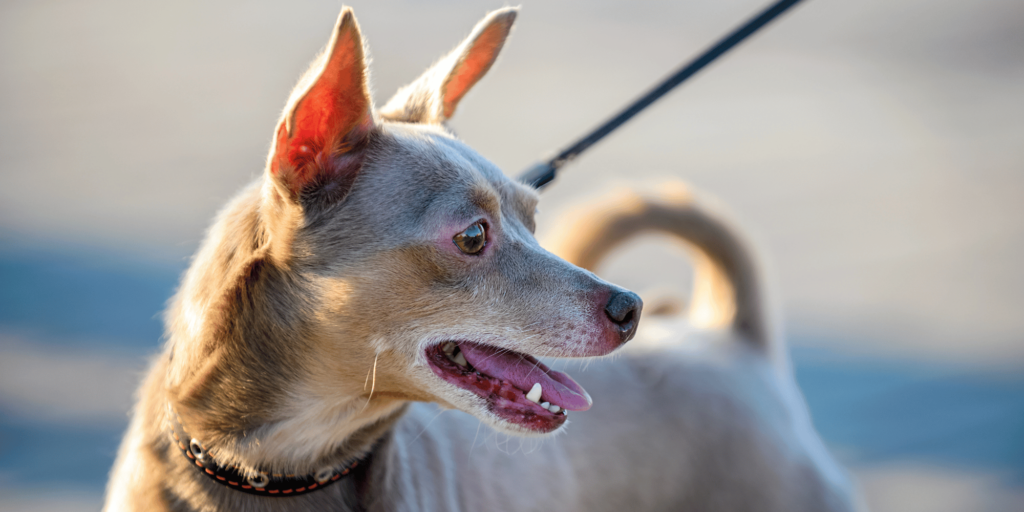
(424, 342, 598, 435)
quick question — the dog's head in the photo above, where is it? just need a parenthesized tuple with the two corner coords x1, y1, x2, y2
(168, 8, 641, 459)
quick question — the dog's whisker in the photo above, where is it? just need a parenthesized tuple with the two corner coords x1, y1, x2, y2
(406, 407, 449, 448)
(363, 360, 374, 391)
(359, 354, 380, 415)
(470, 419, 483, 454)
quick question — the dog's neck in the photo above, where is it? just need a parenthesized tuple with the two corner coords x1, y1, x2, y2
(159, 346, 409, 509)
(164, 387, 407, 474)
(162, 322, 408, 486)
(157, 184, 411, 500)
(161, 389, 404, 510)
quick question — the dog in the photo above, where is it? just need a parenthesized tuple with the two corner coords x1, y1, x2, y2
(104, 7, 861, 511)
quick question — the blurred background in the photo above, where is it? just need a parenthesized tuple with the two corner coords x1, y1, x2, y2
(1, 0, 1022, 510)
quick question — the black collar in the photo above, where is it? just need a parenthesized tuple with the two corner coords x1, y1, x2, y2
(166, 404, 366, 497)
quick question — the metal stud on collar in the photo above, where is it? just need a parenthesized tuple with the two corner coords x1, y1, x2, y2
(315, 467, 336, 484)
(189, 438, 206, 460)
(247, 472, 270, 489)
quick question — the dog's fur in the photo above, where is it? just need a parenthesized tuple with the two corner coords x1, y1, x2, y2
(104, 7, 861, 511)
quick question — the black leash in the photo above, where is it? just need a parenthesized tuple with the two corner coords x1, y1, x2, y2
(518, 0, 805, 189)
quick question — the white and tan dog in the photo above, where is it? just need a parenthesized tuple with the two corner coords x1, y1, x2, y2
(104, 7, 860, 511)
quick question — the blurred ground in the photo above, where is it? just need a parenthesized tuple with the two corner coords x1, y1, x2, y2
(1, 0, 1022, 510)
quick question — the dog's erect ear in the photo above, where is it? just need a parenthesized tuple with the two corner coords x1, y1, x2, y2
(268, 8, 374, 201)
(379, 7, 516, 124)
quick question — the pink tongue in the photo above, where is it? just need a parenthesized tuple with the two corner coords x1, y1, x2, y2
(458, 343, 592, 411)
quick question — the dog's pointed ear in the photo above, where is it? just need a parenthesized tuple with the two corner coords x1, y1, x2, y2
(268, 7, 374, 202)
(379, 7, 516, 124)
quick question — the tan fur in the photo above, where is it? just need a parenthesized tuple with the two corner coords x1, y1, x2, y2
(104, 7, 861, 511)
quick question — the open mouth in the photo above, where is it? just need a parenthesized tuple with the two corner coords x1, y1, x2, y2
(425, 341, 592, 433)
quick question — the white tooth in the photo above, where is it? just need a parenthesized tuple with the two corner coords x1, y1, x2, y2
(442, 342, 456, 354)
(540, 402, 550, 409)
(562, 410, 567, 415)
(452, 351, 468, 367)
(549, 405, 561, 413)
(526, 383, 542, 403)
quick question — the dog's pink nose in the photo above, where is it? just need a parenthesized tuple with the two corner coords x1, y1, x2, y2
(604, 290, 642, 343)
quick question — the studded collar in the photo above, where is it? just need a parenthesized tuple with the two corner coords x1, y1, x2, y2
(166, 404, 365, 497)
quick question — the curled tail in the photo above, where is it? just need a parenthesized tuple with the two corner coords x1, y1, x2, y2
(545, 182, 773, 350)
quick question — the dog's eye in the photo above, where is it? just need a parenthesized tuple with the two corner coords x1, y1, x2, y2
(453, 222, 487, 255)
